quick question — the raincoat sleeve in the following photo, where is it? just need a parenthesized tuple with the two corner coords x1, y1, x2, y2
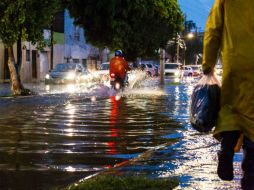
(202, 0, 224, 73)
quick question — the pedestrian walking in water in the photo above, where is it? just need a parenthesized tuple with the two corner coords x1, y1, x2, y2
(202, 0, 254, 189)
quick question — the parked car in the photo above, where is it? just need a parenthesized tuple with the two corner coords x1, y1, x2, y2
(182, 65, 194, 77)
(189, 65, 202, 77)
(45, 63, 88, 84)
(154, 64, 160, 76)
(140, 62, 159, 77)
(93, 61, 134, 82)
(164, 62, 182, 78)
(215, 63, 222, 76)
(95, 62, 110, 77)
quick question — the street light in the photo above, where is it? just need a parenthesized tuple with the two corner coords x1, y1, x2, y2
(187, 33, 194, 39)
(159, 32, 195, 85)
(176, 33, 194, 65)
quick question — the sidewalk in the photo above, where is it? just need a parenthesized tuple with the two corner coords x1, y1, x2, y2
(0, 83, 12, 97)
(71, 131, 242, 190)
(0, 83, 48, 97)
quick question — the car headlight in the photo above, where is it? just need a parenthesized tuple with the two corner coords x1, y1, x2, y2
(80, 75, 90, 80)
(66, 72, 76, 80)
(45, 74, 50, 79)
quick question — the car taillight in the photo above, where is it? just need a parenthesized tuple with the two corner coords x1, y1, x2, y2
(110, 73, 115, 77)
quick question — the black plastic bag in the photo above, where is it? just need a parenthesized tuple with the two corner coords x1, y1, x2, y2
(190, 73, 221, 133)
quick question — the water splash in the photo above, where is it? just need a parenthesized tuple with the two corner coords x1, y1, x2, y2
(77, 70, 157, 100)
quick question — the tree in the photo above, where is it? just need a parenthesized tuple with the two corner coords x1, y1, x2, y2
(64, 0, 183, 61)
(184, 20, 197, 34)
(0, 0, 61, 95)
(183, 19, 203, 65)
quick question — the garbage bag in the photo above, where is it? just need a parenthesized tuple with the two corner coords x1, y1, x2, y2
(190, 73, 221, 133)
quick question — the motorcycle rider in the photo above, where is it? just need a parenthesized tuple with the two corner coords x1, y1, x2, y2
(109, 50, 131, 88)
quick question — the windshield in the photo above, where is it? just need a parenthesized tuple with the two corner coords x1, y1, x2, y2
(101, 64, 109, 70)
(165, 64, 180, 69)
(191, 66, 201, 70)
(147, 64, 152, 68)
(53, 64, 76, 72)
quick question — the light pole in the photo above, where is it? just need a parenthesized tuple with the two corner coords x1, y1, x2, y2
(159, 48, 165, 85)
(176, 34, 180, 64)
(176, 33, 193, 65)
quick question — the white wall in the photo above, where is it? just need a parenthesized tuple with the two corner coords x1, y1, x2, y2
(53, 44, 65, 67)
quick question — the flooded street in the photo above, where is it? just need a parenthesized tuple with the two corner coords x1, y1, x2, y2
(0, 76, 242, 190)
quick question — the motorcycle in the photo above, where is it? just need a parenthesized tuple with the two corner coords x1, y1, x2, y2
(110, 73, 128, 91)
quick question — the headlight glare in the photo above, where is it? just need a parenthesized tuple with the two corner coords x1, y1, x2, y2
(66, 72, 76, 80)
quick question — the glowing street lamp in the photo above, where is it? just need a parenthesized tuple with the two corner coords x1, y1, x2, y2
(187, 32, 194, 39)
(176, 33, 194, 64)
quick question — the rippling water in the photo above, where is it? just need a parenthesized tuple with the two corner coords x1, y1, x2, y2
(0, 77, 242, 190)
(113, 79, 242, 190)
(0, 78, 179, 189)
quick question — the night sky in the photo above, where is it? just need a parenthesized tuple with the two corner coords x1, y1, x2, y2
(179, 0, 215, 31)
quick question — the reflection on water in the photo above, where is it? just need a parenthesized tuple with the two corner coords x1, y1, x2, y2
(0, 77, 242, 189)
(0, 79, 181, 189)
(115, 80, 242, 190)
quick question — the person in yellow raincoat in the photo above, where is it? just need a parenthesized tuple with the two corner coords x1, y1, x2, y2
(202, 0, 254, 189)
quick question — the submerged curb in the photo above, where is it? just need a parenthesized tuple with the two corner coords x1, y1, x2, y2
(66, 141, 177, 189)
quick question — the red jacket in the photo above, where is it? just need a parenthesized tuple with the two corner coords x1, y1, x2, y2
(109, 56, 130, 80)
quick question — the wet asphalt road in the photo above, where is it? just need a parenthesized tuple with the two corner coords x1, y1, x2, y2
(0, 78, 242, 190)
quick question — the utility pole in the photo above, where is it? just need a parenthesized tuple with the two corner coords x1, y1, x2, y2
(176, 40, 180, 64)
(50, 23, 54, 70)
(176, 33, 181, 64)
(160, 48, 165, 85)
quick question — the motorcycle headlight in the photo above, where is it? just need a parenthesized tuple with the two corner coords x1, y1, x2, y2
(66, 72, 76, 80)
(45, 74, 50, 79)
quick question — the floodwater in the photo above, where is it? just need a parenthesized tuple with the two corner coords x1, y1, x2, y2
(0, 74, 242, 190)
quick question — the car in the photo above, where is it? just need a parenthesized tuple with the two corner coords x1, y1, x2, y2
(164, 62, 182, 78)
(93, 61, 135, 83)
(182, 65, 194, 77)
(45, 63, 87, 84)
(100, 62, 110, 72)
(189, 65, 202, 77)
(215, 63, 222, 76)
(153, 64, 160, 76)
(91, 62, 110, 81)
(140, 62, 159, 77)
(95, 62, 110, 76)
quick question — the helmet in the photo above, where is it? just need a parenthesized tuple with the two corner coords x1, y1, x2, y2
(115, 50, 123, 57)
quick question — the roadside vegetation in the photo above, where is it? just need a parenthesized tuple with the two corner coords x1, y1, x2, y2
(0, 0, 61, 95)
(64, 0, 184, 61)
(0, 0, 183, 96)
(67, 175, 179, 190)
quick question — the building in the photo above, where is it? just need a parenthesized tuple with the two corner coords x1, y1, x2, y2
(0, 10, 106, 83)
(64, 10, 101, 72)
(0, 11, 65, 83)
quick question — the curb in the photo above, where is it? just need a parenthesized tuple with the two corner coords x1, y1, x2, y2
(66, 141, 177, 189)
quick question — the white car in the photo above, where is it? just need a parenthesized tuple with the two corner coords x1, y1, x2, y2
(96, 62, 110, 76)
(140, 61, 159, 77)
(215, 64, 223, 76)
(164, 62, 182, 78)
(189, 65, 202, 77)
(182, 66, 194, 77)
(92, 62, 109, 80)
